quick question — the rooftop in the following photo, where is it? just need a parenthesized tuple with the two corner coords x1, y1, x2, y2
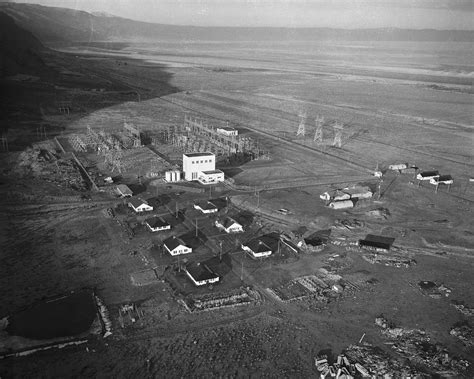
(201, 169, 223, 175)
(419, 170, 439, 177)
(116, 184, 133, 194)
(184, 152, 215, 158)
(359, 234, 395, 249)
(244, 238, 272, 254)
(185, 262, 219, 282)
(217, 126, 237, 131)
(218, 216, 240, 228)
(163, 236, 187, 251)
(195, 201, 218, 210)
(145, 217, 169, 228)
(128, 197, 148, 208)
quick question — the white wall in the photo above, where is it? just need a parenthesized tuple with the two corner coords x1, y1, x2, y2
(183, 153, 215, 181)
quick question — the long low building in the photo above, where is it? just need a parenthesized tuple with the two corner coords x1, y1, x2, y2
(430, 175, 453, 185)
(198, 169, 225, 185)
(359, 234, 395, 252)
(416, 171, 439, 181)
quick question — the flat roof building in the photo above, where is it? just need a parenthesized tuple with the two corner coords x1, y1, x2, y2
(183, 152, 222, 182)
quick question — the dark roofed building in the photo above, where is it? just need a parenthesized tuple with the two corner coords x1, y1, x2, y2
(242, 238, 273, 258)
(163, 236, 192, 256)
(193, 200, 218, 214)
(416, 171, 439, 180)
(145, 217, 171, 232)
(185, 262, 220, 286)
(359, 234, 395, 252)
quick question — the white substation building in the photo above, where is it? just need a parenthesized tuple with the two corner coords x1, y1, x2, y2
(182, 152, 224, 184)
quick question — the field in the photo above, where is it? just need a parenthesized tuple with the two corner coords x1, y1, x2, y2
(0, 38, 473, 377)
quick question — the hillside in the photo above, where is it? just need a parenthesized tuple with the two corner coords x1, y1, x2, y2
(1, 3, 473, 44)
(0, 11, 49, 77)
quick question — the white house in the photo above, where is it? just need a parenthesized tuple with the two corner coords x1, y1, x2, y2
(328, 200, 354, 209)
(116, 184, 133, 198)
(215, 217, 243, 233)
(216, 126, 238, 137)
(430, 175, 453, 185)
(194, 201, 218, 214)
(242, 238, 273, 259)
(182, 152, 216, 181)
(197, 169, 225, 185)
(128, 197, 153, 213)
(145, 217, 171, 232)
(163, 236, 192, 256)
(416, 171, 439, 181)
(185, 262, 220, 286)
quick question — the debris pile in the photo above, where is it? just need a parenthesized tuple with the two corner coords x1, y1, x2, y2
(334, 218, 364, 230)
(450, 321, 473, 347)
(118, 303, 143, 328)
(95, 295, 112, 338)
(418, 281, 451, 298)
(182, 287, 261, 312)
(451, 300, 474, 316)
(375, 316, 469, 376)
(362, 251, 416, 268)
(316, 344, 420, 378)
(365, 208, 390, 219)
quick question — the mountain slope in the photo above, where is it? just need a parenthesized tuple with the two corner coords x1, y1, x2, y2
(1, 3, 473, 44)
(0, 11, 49, 77)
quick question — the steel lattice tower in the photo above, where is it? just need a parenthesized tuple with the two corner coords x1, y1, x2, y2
(332, 122, 343, 148)
(314, 115, 324, 143)
(296, 112, 306, 137)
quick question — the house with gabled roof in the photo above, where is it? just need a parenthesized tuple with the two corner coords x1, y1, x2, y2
(430, 175, 453, 185)
(116, 184, 133, 198)
(215, 216, 243, 234)
(416, 171, 439, 181)
(145, 217, 171, 232)
(185, 262, 220, 286)
(128, 197, 153, 213)
(193, 200, 218, 214)
(163, 236, 192, 256)
(242, 238, 273, 259)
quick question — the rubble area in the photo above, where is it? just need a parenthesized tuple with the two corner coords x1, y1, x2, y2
(180, 287, 261, 312)
(375, 316, 470, 376)
(118, 303, 144, 328)
(362, 250, 417, 268)
(334, 218, 365, 230)
(450, 321, 474, 347)
(417, 281, 451, 298)
(13, 145, 88, 191)
(315, 344, 422, 378)
(365, 207, 391, 219)
(451, 300, 474, 316)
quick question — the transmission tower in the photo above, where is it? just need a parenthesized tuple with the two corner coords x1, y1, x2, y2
(313, 115, 324, 143)
(296, 112, 307, 137)
(332, 121, 343, 148)
(0, 134, 8, 152)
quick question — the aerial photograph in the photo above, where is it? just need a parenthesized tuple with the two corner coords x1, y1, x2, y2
(0, 0, 473, 377)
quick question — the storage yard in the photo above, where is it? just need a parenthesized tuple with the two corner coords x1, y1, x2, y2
(1, 15, 473, 378)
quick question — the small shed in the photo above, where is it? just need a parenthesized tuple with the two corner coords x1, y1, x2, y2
(343, 185, 373, 199)
(185, 262, 220, 286)
(329, 200, 354, 209)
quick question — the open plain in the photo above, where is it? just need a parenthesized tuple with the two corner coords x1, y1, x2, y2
(0, 7, 473, 377)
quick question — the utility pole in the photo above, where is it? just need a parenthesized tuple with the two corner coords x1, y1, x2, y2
(332, 122, 343, 148)
(314, 115, 324, 144)
(195, 218, 198, 237)
(296, 111, 306, 138)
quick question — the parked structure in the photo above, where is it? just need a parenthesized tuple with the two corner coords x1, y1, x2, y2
(216, 126, 238, 136)
(359, 234, 395, 252)
(215, 217, 243, 233)
(242, 238, 273, 258)
(164, 170, 181, 183)
(194, 201, 218, 214)
(128, 197, 153, 213)
(416, 171, 439, 181)
(389, 163, 408, 171)
(116, 184, 133, 198)
(320, 190, 350, 202)
(145, 217, 171, 232)
(329, 200, 354, 209)
(185, 262, 220, 286)
(163, 236, 192, 256)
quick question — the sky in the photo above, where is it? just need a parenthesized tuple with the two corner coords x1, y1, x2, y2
(9, 0, 474, 29)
